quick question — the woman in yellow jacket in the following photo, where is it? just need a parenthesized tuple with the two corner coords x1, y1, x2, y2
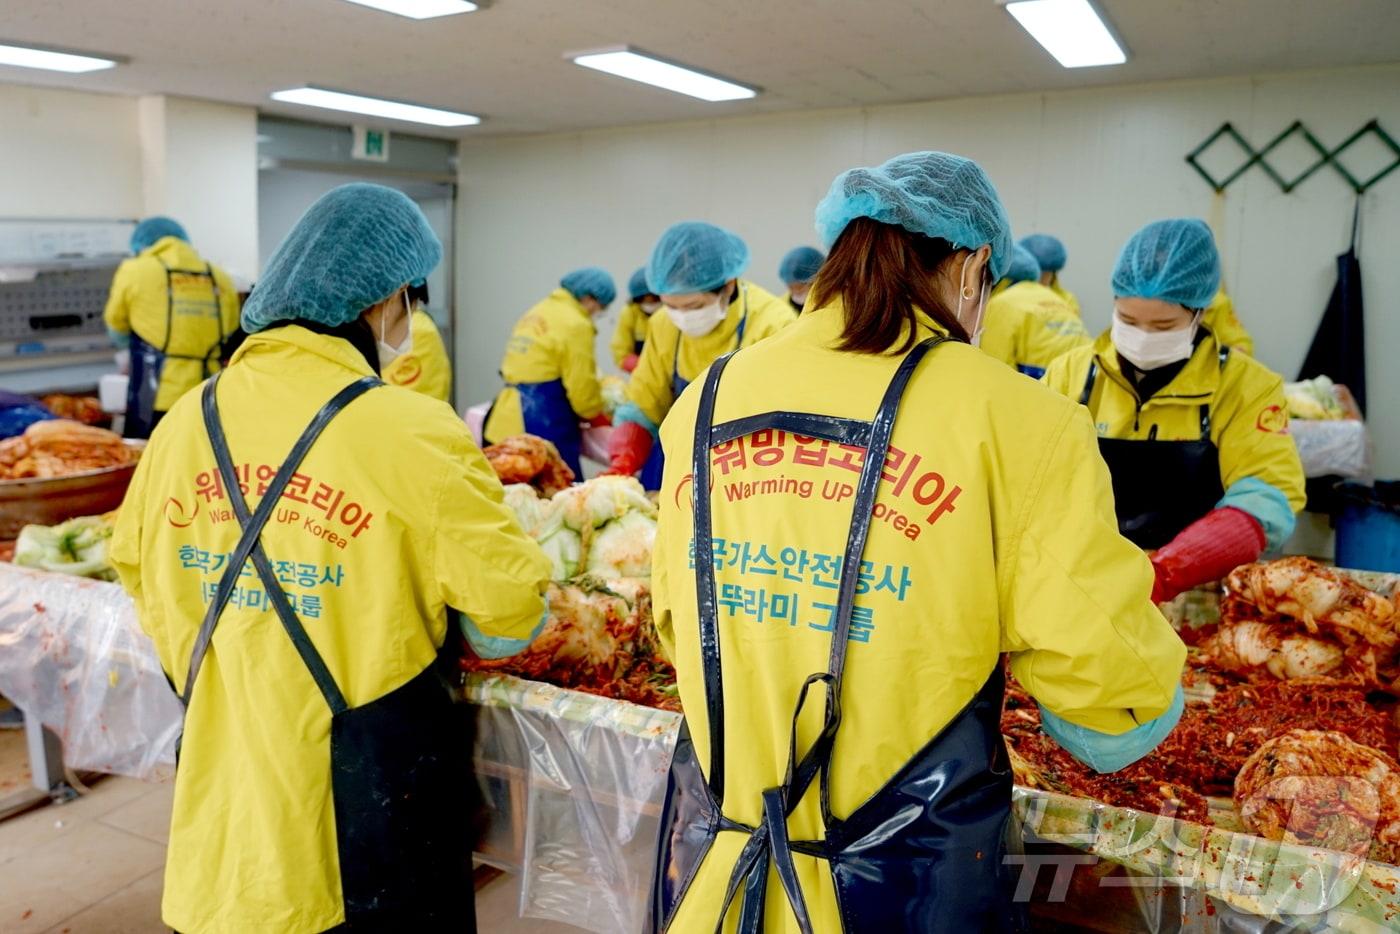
(606, 221, 794, 489)
(1043, 219, 1304, 604)
(111, 184, 550, 934)
(778, 245, 825, 315)
(649, 152, 1185, 933)
(1020, 232, 1080, 316)
(979, 243, 1089, 378)
(612, 267, 661, 372)
(381, 279, 453, 402)
(103, 216, 242, 438)
(484, 267, 616, 476)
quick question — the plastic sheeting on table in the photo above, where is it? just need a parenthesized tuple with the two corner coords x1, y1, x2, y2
(468, 673, 679, 934)
(1291, 419, 1372, 480)
(1016, 787, 1400, 932)
(0, 564, 180, 781)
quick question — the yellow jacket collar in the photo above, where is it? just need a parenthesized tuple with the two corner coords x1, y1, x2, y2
(551, 287, 597, 333)
(798, 296, 952, 349)
(231, 324, 377, 378)
(141, 236, 202, 266)
(1090, 327, 1225, 400)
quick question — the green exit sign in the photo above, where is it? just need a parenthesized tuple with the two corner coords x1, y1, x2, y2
(352, 125, 391, 162)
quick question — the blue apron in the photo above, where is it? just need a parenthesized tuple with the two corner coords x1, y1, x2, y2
(651, 337, 1022, 933)
(125, 261, 224, 440)
(511, 378, 584, 478)
(638, 298, 749, 492)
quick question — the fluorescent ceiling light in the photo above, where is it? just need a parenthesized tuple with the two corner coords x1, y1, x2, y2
(1003, 0, 1127, 68)
(270, 87, 480, 127)
(569, 47, 758, 102)
(339, 0, 478, 19)
(0, 41, 118, 73)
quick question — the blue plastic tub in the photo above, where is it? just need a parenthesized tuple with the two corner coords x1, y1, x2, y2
(1335, 481, 1400, 573)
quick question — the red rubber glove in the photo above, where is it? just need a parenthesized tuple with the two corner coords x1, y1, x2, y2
(622, 354, 639, 373)
(587, 412, 612, 428)
(605, 420, 653, 477)
(1150, 507, 1266, 604)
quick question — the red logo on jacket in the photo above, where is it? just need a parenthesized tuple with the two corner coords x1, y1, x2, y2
(1256, 405, 1289, 434)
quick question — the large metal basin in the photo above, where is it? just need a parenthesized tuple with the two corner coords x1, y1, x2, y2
(0, 442, 142, 538)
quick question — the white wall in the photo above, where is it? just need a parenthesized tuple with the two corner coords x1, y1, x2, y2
(0, 85, 258, 285)
(456, 64, 1400, 475)
(139, 96, 260, 285)
(0, 85, 143, 218)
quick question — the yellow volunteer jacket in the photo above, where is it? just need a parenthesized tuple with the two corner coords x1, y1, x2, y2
(624, 280, 793, 430)
(1048, 273, 1081, 317)
(1204, 289, 1254, 356)
(979, 280, 1090, 378)
(103, 237, 241, 412)
(610, 301, 652, 367)
(653, 302, 1185, 933)
(382, 308, 452, 402)
(485, 288, 603, 442)
(110, 325, 550, 934)
(1042, 329, 1305, 549)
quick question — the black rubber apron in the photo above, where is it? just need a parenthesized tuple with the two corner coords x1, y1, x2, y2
(181, 373, 474, 932)
(1079, 347, 1230, 550)
(125, 262, 226, 440)
(652, 337, 1020, 933)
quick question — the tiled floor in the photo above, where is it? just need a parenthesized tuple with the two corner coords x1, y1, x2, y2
(0, 767, 582, 933)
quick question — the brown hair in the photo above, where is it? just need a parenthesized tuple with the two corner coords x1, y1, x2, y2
(808, 216, 970, 354)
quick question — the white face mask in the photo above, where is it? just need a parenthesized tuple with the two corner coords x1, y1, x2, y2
(639, 300, 661, 315)
(376, 292, 415, 368)
(666, 296, 727, 339)
(955, 254, 990, 346)
(1112, 311, 1200, 371)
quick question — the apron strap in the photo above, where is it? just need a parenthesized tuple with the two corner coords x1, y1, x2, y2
(182, 374, 382, 711)
(691, 348, 741, 804)
(1078, 361, 1099, 407)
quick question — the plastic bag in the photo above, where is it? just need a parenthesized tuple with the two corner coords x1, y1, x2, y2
(0, 565, 181, 780)
(1290, 420, 1371, 479)
(469, 674, 680, 934)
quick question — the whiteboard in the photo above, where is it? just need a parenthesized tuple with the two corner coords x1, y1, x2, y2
(0, 218, 138, 265)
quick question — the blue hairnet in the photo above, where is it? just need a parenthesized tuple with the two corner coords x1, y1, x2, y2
(1020, 233, 1066, 272)
(778, 246, 825, 285)
(1112, 218, 1221, 309)
(813, 151, 1013, 280)
(560, 267, 617, 307)
(1004, 244, 1041, 285)
(242, 183, 441, 334)
(627, 267, 652, 301)
(647, 221, 750, 295)
(130, 216, 188, 253)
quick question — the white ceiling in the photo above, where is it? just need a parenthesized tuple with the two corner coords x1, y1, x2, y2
(4, 0, 1400, 138)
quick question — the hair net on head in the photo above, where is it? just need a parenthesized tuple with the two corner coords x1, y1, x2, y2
(647, 221, 750, 295)
(627, 267, 652, 301)
(778, 246, 825, 285)
(1020, 234, 1066, 272)
(813, 151, 1013, 281)
(561, 267, 617, 307)
(1004, 244, 1041, 285)
(130, 216, 188, 253)
(1112, 218, 1221, 309)
(242, 183, 441, 334)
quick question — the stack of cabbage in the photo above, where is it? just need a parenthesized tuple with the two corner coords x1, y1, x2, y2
(12, 513, 117, 580)
(503, 475, 656, 582)
(1284, 376, 1348, 420)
